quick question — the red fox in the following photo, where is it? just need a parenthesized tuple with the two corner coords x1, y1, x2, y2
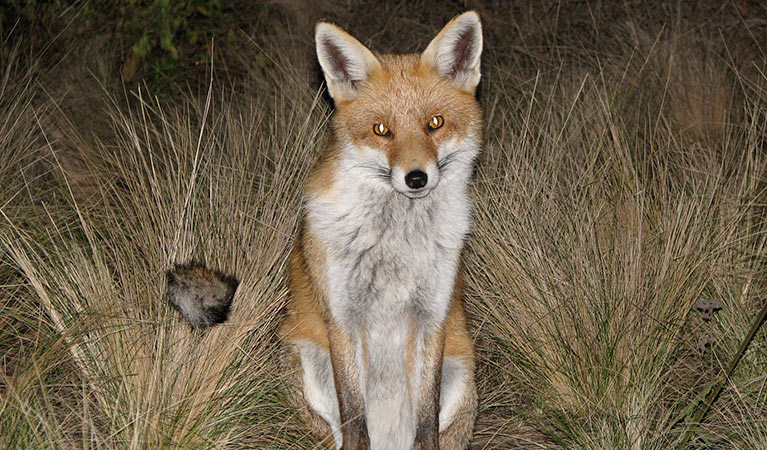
(279, 11, 483, 449)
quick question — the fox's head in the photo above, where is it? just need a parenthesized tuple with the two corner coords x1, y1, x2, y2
(315, 12, 483, 199)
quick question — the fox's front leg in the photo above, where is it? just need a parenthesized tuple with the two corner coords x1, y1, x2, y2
(414, 331, 445, 450)
(327, 322, 369, 449)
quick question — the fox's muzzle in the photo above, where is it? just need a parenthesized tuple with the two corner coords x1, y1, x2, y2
(391, 163, 440, 198)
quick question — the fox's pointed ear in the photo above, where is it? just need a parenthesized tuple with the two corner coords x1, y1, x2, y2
(421, 11, 483, 94)
(316, 22, 381, 103)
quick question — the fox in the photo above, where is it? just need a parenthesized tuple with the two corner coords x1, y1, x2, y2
(278, 11, 483, 450)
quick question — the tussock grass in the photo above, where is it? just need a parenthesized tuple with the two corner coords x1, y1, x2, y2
(1, 54, 330, 448)
(1, 2, 766, 448)
(468, 68, 766, 448)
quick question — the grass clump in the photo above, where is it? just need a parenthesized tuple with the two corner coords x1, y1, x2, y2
(1, 46, 330, 448)
(469, 70, 766, 448)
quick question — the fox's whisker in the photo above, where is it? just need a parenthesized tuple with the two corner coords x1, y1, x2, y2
(438, 152, 460, 170)
(350, 162, 391, 175)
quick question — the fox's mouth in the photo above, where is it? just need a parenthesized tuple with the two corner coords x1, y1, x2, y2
(403, 189, 432, 199)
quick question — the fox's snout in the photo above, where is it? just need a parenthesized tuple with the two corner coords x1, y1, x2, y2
(390, 161, 440, 198)
(384, 134, 441, 198)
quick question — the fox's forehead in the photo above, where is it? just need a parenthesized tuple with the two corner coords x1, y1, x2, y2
(352, 53, 453, 116)
(374, 53, 429, 76)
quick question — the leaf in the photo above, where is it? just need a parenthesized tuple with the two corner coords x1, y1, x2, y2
(121, 53, 142, 82)
(187, 28, 198, 45)
(133, 34, 152, 58)
(160, 30, 179, 59)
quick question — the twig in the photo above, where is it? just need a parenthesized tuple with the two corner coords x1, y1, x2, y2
(676, 296, 767, 449)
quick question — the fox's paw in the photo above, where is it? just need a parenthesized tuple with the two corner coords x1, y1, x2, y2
(166, 263, 239, 329)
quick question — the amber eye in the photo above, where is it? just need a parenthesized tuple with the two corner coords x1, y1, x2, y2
(373, 123, 390, 136)
(428, 115, 444, 130)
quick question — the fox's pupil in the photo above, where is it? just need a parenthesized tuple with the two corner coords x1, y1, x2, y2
(429, 115, 444, 129)
(374, 123, 389, 136)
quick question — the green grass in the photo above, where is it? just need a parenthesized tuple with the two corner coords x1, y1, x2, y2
(1, 1, 766, 448)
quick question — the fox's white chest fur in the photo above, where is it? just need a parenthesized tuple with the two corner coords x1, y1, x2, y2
(306, 138, 477, 447)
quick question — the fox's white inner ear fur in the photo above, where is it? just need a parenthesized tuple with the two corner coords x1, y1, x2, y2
(316, 22, 381, 103)
(421, 11, 483, 94)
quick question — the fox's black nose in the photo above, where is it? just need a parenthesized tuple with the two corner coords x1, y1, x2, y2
(405, 170, 428, 189)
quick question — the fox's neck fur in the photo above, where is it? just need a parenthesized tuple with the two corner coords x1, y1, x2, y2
(305, 134, 478, 446)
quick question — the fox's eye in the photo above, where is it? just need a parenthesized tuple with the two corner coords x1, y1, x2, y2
(373, 123, 391, 136)
(428, 115, 444, 130)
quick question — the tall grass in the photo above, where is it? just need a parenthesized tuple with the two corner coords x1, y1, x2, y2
(469, 69, 766, 448)
(1, 2, 766, 449)
(466, 16, 767, 447)
(0, 42, 74, 449)
(1, 50, 331, 448)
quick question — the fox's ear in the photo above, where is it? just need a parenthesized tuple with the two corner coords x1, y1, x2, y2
(421, 11, 483, 94)
(316, 22, 381, 103)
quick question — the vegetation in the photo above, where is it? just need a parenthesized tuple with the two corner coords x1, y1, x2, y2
(1, 1, 766, 448)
